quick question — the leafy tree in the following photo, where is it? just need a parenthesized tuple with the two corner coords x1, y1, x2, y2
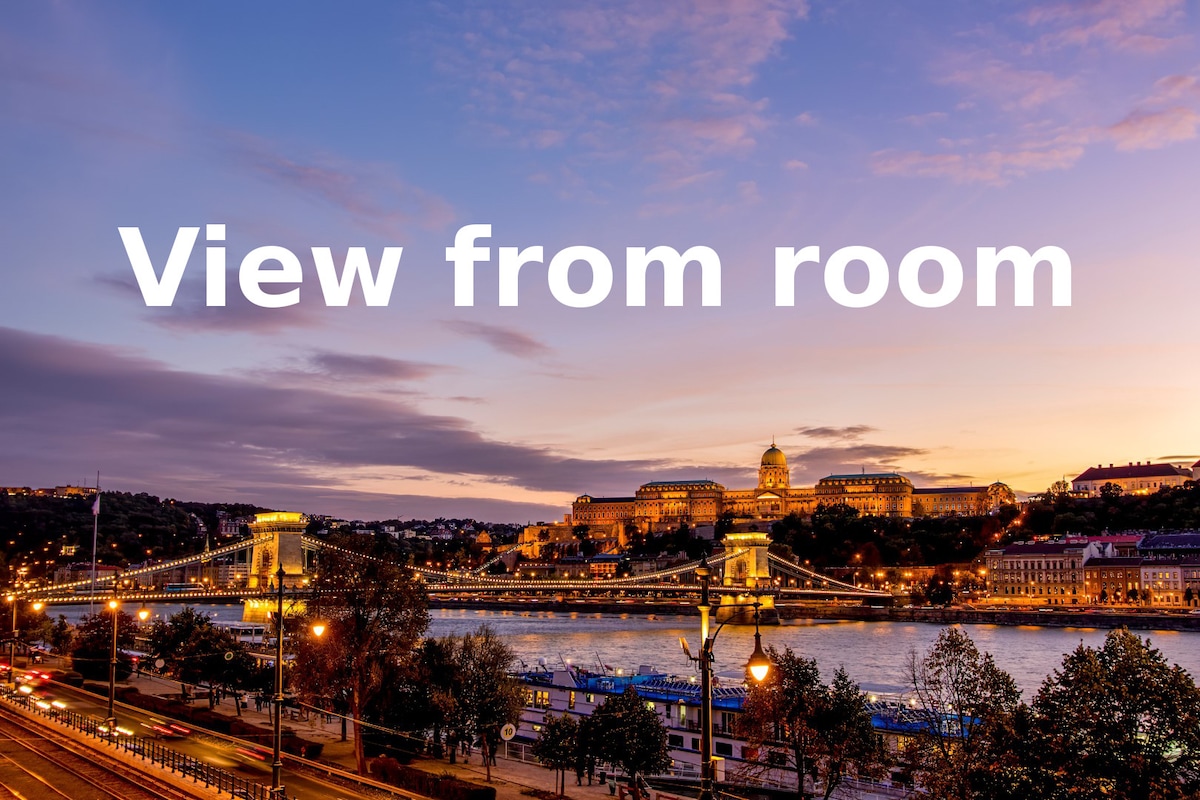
(17, 606, 52, 649)
(69, 610, 136, 681)
(904, 627, 1022, 800)
(146, 607, 254, 712)
(815, 668, 886, 799)
(392, 636, 459, 755)
(738, 646, 824, 797)
(739, 650, 884, 798)
(590, 685, 671, 791)
(533, 713, 579, 796)
(49, 614, 74, 654)
(926, 578, 954, 606)
(451, 624, 526, 781)
(293, 534, 430, 775)
(1030, 629, 1200, 800)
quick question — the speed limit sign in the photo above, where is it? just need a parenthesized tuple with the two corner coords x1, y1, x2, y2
(500, 723, 517, 741)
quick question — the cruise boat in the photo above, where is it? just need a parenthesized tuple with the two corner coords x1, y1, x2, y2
(513, 663, 933, 794)
(514, 662, 786, 789)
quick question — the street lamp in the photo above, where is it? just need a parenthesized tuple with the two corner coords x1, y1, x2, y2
(106, 597, 120, 727)
(271, 563, 285, 799)
(309, 620, 345, 741)
(681, 558, 771, 800)
(6, 594, 16, 687)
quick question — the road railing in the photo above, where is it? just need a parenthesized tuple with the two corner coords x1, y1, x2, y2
(4, 691, 289, 800)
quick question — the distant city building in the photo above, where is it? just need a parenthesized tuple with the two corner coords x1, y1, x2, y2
(985, 540, 1101, 605)
(53, 563, 121, 585)
(1071, 461, 1192, 496)
(570, 443, 1014, 533)
(1083, 557, 1143, 604)
(2, 484, 97, 498)
(912, 484, 1017, 517)
(988, 532, 1200, 608)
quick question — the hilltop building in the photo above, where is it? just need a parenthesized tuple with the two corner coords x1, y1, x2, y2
(568, 443, 1014, 534)
(1071, 461, 1194, 496)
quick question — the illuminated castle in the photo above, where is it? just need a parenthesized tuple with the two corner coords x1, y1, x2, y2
(570, 443, 1014, 533)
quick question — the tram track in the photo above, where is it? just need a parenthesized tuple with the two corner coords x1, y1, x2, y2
(0, 704, 206, 800)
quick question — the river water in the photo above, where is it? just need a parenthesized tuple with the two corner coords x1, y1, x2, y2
(55, 603, 1200, 697)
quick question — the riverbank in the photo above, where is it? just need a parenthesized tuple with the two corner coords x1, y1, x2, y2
(427, 597, 1200, 631)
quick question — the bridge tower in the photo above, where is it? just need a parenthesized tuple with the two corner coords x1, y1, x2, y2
(242, 512, 311, 625)
(246, 512, 309, 590)
(717, 529, 779, 624)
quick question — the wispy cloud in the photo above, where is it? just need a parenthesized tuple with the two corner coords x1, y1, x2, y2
(0, 326, 682, 513)
(901, 111, 948, 126)
(306, 352, 446, 383)
(870, 134, 1087, 185)
(437, 1, 809, 188)
(936, 58, 1076, 111)
(795, 425, 876, 441)
(1108, 105, 1200, 151)
(224, 133, 456, 238)
(1024, 0, 1188, 53)
(444, 321, 552, 359)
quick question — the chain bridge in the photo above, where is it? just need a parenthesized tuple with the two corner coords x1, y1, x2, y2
(25, 513, 889, 623)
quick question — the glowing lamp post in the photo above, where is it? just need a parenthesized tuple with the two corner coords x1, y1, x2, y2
(680, 558, 771, 800)
(271, 564, 285, 799)
(106, 597, 120, 727)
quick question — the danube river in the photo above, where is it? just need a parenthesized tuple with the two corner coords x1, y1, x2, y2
(56, 604, 1200, 697)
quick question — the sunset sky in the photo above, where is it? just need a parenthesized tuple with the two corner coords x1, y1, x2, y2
(2, 1, 1198, 522)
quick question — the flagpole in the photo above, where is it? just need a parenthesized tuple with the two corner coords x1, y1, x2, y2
(90, 471, 99, 615)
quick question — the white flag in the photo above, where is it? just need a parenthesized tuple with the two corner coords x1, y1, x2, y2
(92, 494, 100, 516)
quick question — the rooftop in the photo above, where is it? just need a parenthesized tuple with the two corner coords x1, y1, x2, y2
(1074, 463, 1190, 482)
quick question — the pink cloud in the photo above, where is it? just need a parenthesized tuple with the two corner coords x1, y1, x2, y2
(1024, 0, 1187, 53)
(1108, 106, 1200, 151)
(441, 0, 809, 184)
(226, 134, 456, 237)
(871, 138, 1086, 185)
(938, 59, 1075, 110)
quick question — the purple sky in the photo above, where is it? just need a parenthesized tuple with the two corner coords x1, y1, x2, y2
(2, 2, 1198, 522)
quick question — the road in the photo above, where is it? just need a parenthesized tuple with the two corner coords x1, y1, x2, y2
(0, 704, 205, 800)
(20, 673, 409, 800)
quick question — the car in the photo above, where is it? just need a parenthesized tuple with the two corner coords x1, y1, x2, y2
(142, 717, 190, 738)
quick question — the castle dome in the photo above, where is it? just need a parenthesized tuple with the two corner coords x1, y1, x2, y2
(761, 444, 787, 467)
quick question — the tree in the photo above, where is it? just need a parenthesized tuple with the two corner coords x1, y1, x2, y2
(904, 627, 1022, 800)
(815, 668, 886, 799)
(49, 614, 74, 654)
(1030, 628, 1200, 800)
(533, 713, 579, 796)
(147, 607, 254, 712)
(70, 610, 136, 681)
(590, 685, 671, 793)
(394, 636, 460, 755)
(451, 625, 526, 782)
(739, 650, 884, 798)
(738, 646, 824, 797)
(293, 534, 430, 775)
